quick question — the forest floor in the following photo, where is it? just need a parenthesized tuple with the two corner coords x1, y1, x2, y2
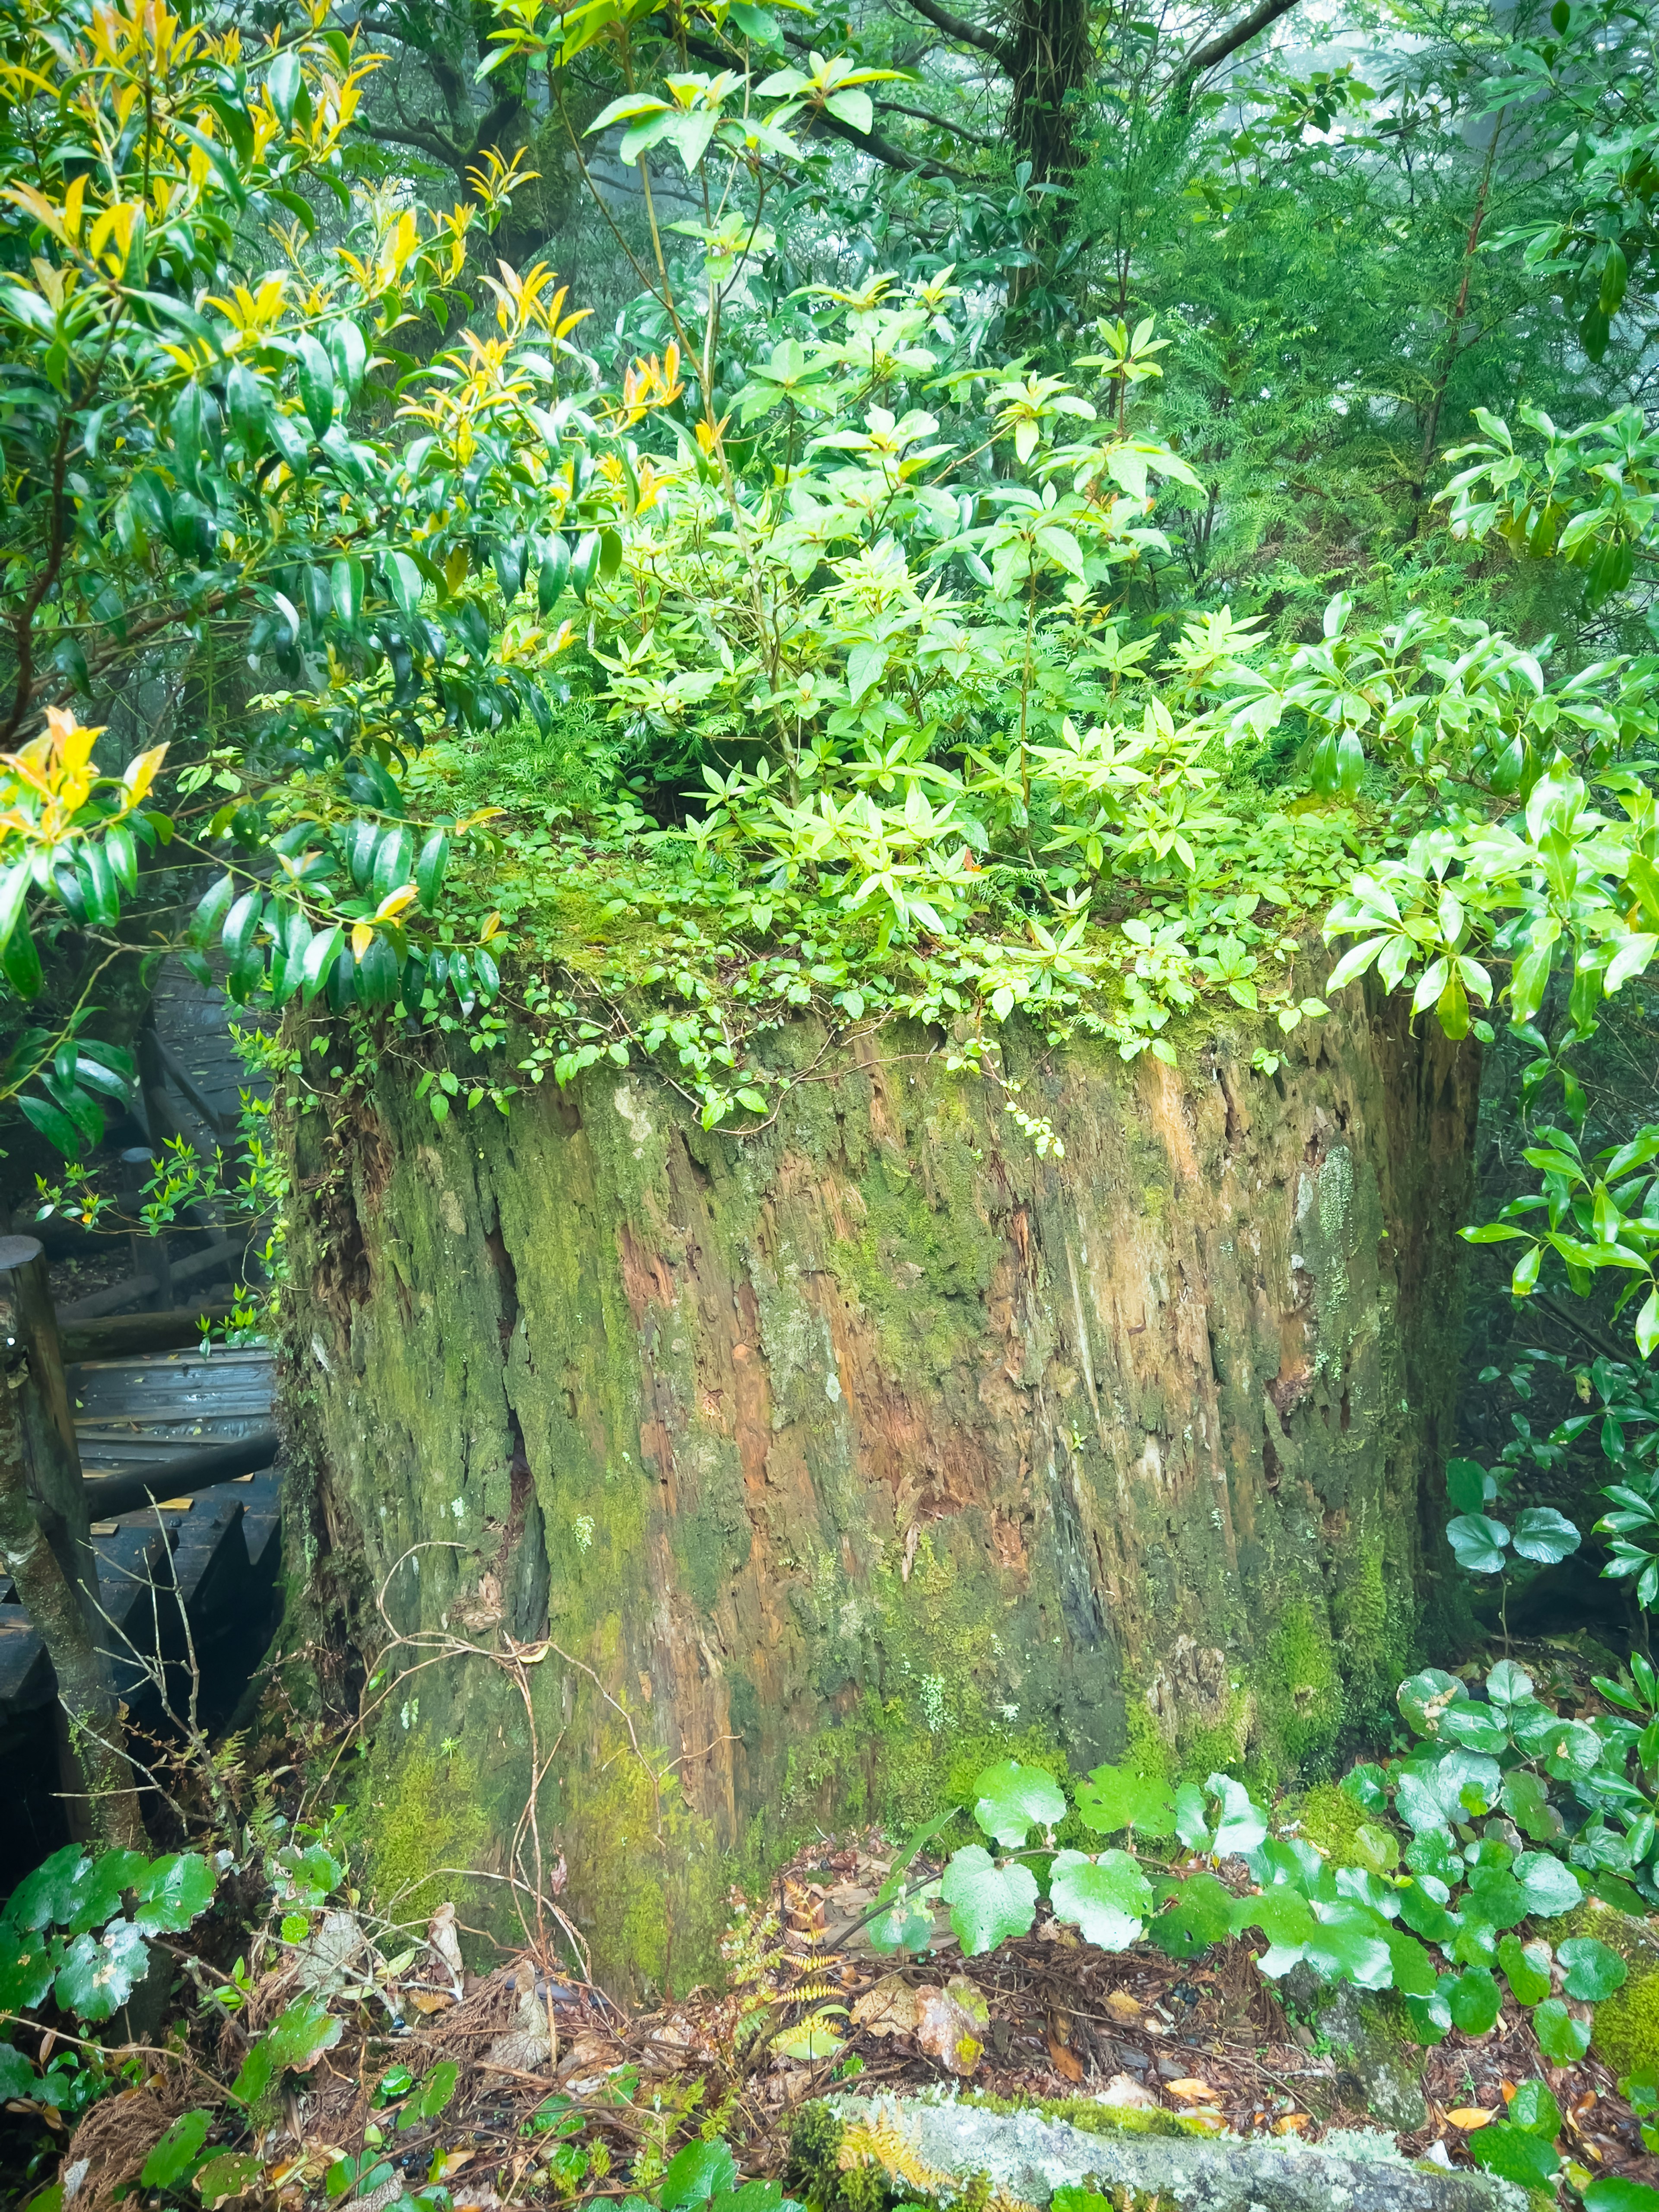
(88, 1825, 1650, 2212)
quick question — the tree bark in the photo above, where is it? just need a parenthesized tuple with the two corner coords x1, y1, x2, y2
(281, 988, 1476, 1994)
(0, 1341, 146, 1850)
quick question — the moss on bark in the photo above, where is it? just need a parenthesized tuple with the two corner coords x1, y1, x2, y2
(278, 988, 1476, 1993)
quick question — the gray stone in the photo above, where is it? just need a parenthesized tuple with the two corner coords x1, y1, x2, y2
(1303, 1980, 1430, 2134)
(827, 2093, 1526, 2212)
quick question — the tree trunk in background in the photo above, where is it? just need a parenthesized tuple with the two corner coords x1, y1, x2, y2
(1008, 0, 1093, 188)
(280, 990, 1476, 1993)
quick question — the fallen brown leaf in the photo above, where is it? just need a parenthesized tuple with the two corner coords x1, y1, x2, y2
(852, 1976, 922, 2039)
(1046, 2035, 1083, 2084)
(915, 1978, 990, 2078)
(1103, 1990, 1144, 2024)
(1166, 2079, 1214, 2101)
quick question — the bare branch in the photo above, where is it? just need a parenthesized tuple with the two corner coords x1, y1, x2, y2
(900, 0, 1015, 69)
(1172, 0, 1303, 100)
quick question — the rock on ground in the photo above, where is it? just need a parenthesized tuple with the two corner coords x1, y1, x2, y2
(826, 2093, 1526, 2212)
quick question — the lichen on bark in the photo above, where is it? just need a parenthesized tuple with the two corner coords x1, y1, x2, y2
(279, 986, 1476, 1993)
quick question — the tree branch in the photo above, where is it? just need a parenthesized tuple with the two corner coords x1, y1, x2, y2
(1171, 0, 1302, 99)
(875, 95, 1002, 149)
(360, 117, 470, 176)
(899, 0, 1015, 69)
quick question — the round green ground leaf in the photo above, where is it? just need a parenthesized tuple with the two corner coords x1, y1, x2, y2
(972, 1761, 1066, 1848)
(1486, 1659, 1535, 1707)
(1512, 1506, 1581, 1563)
(1145, 1872, 1234, 1958)
(0, 2044, 37, 2099)
(196, 2153, 267, 2212)
(1585, 2182, 1659, 2212)
(1509, 2079, 1563, 2136)
(1469, 2122, 1559, 2189)
(0, 1926, 59, 2014)
(1073, 1764, 1175, 1838)
(140, 2111, 210, 2188)
(1464, 1869, 1527, 1930)
(1497, 1933, 1553, 2005)
(132, 1852, 216, 1933)
(53, 1920, 148, 2023)
(1500, 1769, 1562, 1842)
(5, 1847, 89, 1933)
(1544, 1719, 1606, 1780)
(1383, 1923, 1439, 1997)
(940, 1847, 1039, 1955)
(1559, 1935, 1628, 2001)
(1398, 1669, 1467, 1737)
(1447, 1966, 1502, 2035)
(1048, 1850, 1152, 1950)
(1206, 1774, 1268, 1857)
(1342, 1764, 1389, 1812)
(1405, 1827, 1461, 1882)
(1403, 1982, 1453, 2044)
(1515, 1850, 1583, 1917)
(1447, 1514, 1510, 1573)
(1397, 1879, 1456, 1942)
(1534, 1996, 1592, 2062)
(661, 2140, 738, 2209)
(1306, 1900, 1392, 1989)
(1440, 1703, 1509, 1753)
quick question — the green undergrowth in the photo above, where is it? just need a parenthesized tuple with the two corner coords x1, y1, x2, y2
(1570, 1901, 1659, 2078)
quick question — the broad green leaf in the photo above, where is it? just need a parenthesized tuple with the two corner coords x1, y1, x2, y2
(1402, 1981, 1453, 2044)
(196, 2153, 266, 2210)
(1074, 1763, 1176, 1837)
(1145, 1872, 1234, 1958)
(1508, 2079, 1563, 2136)
(1469, 2123, 1559, 2189)
(133, 1853, 216, 1933)
(1558, 1934, 1627, 2000)
(1497, 1932, 1553, 2005)
(140, 2111, 210, 2187)
(1533, 1995, 1591, 2061)
(1463, 1869, 1526, 1930)
(939, 1847, 1039, 1955)
(972, 1760, 1065, 1848)
(1048, 1850, 1152, 1949)
(1398, 1669, 1467, 1737)
(1207, 1773, 1268, 1856)
(1305, 1900, 1392, 1988)
(1511, 1506, 1581, 1563)
(1501, 1769, 1563, 1842)
(0, 2044, 37, 2099)
(1447, 1513, 1510, 1573)
(53, 1920, 148, 2022)
(661, 2140, 738, 2209)
(1585, 2183, 1659, 2212)
(1446, 1965, 1501, 2035)
(1445, 1459, 1489, 1513)
(1542, 1719, 1604, 1780)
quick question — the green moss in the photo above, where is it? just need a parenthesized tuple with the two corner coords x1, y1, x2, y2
(1261, 1600, 1344, 1775)
(354, 1743, 490, 1923)
(954, 2090, 1213, 2142)
(1290, 1781, 1371, 1866)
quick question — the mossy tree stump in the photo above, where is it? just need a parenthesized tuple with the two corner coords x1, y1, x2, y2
(281, 993, 1476, 1991)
